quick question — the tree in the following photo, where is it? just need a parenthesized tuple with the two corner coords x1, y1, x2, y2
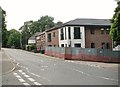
(29, 21, 40, 35)
(7, 29, 20, 48)
(0, 7, 2, 49)
(0, 7, 8, 47)
(110, 1, 120, 46)
(38, 15, 55, 32)
(19, 15, 55, 49)
(19, 21, 33, 49)
(29, 15, 55, 34)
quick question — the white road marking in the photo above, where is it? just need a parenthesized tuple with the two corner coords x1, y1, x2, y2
(97, 76, 118, 81)
(16, 75, 22, 79)
(19, 65, 26, 69)
(18, 70, 23, 73)
(13, 72, 30, 85)
(23, 83, 30, 85)
(18, 78, 25, 83)
(34, 82, 42, 85)
(19, 65, 51, 82)
(30, 73, 40, 77)
(74, 69, 90, 76)
(21, 72, 26, 75)
(17, 62, 19, 66)
(28, 78, 35, 82)
(66, 60, 102, 68)
(13, 73, 18, 75)
(24, 75, 30, 78)
(73, 69, 118, 81)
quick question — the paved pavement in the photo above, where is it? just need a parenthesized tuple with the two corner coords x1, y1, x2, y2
(1, 48, 119, 86)
(0, 49, 15, 75)
(0, 50, 2, 86)
(0, 49, 16, 86)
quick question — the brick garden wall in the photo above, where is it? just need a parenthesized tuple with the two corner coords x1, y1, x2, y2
(45, 47, 120, 63)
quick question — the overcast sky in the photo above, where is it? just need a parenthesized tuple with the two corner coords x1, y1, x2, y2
(0, 0, 117, 30)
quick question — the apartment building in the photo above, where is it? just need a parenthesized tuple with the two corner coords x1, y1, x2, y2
(35, 18, 112, 50)
(58, 18, 112, 49)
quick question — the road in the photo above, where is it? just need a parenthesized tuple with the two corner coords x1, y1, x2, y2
(1, 48, 119, 86)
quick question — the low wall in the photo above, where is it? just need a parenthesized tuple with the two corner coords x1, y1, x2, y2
(45, 47, 120, 63)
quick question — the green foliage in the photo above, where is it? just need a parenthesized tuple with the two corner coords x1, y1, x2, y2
(21, 23, 32, 47)
(38, 15, 54, 32)
(26, 45, 35, 51)
(110, 1, 120, 46)
(19, 15, 55, 49)
(7, 29, 20, 48)
(29, 21, 40, 35)
(0, 7, 8, 47)
(0, 8, 2, 49)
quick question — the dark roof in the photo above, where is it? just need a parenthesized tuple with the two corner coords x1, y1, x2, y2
(46, 18, 110, 32)
(38, 18, 111, 33)
(29, 32, 40, 40)
(35, 31, 45, 36)
(46, 23, 63, 32)
(63, 18, 110, 26)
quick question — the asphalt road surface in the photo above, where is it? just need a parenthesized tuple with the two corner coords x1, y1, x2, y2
(1, 48, 119, 86)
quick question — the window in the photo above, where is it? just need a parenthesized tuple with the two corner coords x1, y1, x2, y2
(69, 44, 71, 47)
(53, 32, 55, 37)
(65, 27, 67, 39)
(101, 42, 105, 49)
(68, 27, 71, 39)
(74, 27, 81, 39)
(48, 33, 51, 42)
(65, 44, 67, 47)
(91, 43, 95, 48)
(106, 43, 110, 49)
(74, 43, 81, 47)
(106, 28, 110, 34)
(48, 45, 52, 47)
(61, 44, 64, 47)
(101, 43, 110, 49)
(90, 29, 95, 34)
(60, 28, 64, 40)
(101, 28, 104, 34)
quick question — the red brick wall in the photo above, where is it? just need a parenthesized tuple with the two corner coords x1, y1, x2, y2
(45, 47, 120, 63)
(36, 33, 46, 50)
(85, 26, 112, 49)
(46, 29, 59, 47)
